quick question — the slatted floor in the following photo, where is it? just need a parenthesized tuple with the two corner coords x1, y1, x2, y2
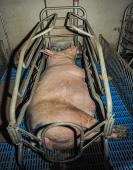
(0, 64, 133, 170)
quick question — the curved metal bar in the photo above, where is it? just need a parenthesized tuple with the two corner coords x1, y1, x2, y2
(40, 6, 87, 22)
(17, 57, 45, 125)
(16, 120, 105, 163)
(18, 40, 44, 98)
(83, 51, 105, 118)
(84, 39, 104, 95)
(41, 122, 84, 150)
(117, 2, 133, 53)
(22, 37, 42, 69)
(40, 121, 105, 163)
(65, 12, 112, 119)
(9, 13, 57, 124)
(32, 13, 57, 40)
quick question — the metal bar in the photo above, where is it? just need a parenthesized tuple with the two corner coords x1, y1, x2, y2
(17, 143, 25, 169)
(56, 17, 66, 20)
(17, 57, 45, 125)
(73, 0, 79, 45)
(84, 39, 104, 95)
(18, 40, 43, 97)
(42, 34, 75, 38)
(117, 3, 133, 53)
(0, 13, 12, 53)
(53, 25, 83, 29)
(41, 122, 84, 149)
(43, 0, 51, 47)
(129, 56, 133, 66)
(65, 12, 112, 120)
(32, 13, 57, 40)
(83, 51, 105, 118)
(22, 37, 42, 69)
(23, 140, 44, 154)
(18, 128, 42, 142)
(83, 132, 104, 151)
(40, 6, 87, 21)
(9, 16, 52, 124)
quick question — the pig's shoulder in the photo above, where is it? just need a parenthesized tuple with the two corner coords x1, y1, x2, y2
(41, 64, 85, 79)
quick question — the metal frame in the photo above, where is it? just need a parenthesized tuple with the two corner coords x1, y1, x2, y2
(117, 2, 133, 67)
(7, 4, 114, 168)
(101, 34, 133, 116)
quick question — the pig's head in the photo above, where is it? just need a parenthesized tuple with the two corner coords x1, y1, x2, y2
(41, 46, 77, 65)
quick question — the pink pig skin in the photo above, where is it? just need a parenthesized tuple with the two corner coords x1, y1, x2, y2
(27, 46, 97, 150)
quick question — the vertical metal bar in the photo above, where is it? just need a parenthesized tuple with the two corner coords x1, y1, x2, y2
(0, 13, 12, 54)
(17, 143, 25, 170)
(43, 0, 52, 47)
(73, 0, 79, 46)
(0, 40, 8, 63)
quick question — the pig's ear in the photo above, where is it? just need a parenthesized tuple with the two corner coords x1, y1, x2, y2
(40, 49, 55, 57)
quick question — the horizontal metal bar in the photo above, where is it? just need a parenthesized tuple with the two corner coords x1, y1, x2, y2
(56, 17, 66, 20)
(43, 34, 75, 38)
(53, 25, 83, 29)
(40, 6, 87, 21)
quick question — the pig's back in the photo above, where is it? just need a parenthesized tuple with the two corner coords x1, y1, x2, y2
(30, 64, 95, 117)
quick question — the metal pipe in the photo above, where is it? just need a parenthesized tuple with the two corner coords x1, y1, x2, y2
(0, 13, 12, 53)
(17, 57, 45, 125)
(43, 0, 51, 46)
(73, 0, 79, 45)
(84, 39, 104, 95)
(40, 6, 87, 21)
(117, 3, 133, 53)
(65, 12, 112, 119)
(18, 40, 43, 97)
(9, 15, 57, 124)
(32, 13, 57, 40)
(22, 37, 42, 69)
(83, 51, 105, 118)
(40, 34, 75, 38)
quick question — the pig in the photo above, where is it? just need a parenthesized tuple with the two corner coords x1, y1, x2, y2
(26, 46, 97, 150)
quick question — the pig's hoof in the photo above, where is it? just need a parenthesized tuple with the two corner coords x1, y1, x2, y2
(109, 125, 128, 139)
